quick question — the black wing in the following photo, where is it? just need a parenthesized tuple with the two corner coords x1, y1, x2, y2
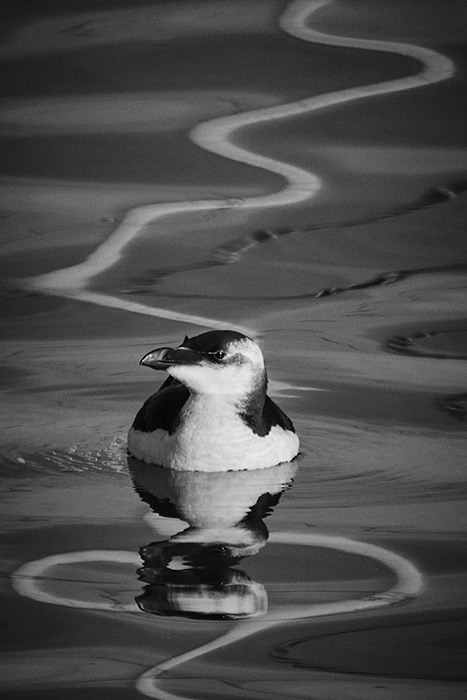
(132, 382, 190, 435)
(263, 395, 296, 433)
(240, 394, 296, 437)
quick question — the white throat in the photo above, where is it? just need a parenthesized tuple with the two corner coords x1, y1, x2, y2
(167, 338, 266, 398)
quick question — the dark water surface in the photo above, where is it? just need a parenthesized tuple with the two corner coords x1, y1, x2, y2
(1, 0, 467, 699)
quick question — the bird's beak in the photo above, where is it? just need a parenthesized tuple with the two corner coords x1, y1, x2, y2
(139, 346, 202, 370)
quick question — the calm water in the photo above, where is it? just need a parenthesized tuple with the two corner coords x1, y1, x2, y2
(1, 1, 467, 698)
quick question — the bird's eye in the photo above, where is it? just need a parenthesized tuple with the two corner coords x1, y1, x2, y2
(213, 350, 225, 360)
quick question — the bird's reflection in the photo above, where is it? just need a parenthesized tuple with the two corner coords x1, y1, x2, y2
(128, 457, 298, 619)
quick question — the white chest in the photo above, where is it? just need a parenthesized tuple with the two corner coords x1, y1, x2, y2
(128, 394, 299, 472)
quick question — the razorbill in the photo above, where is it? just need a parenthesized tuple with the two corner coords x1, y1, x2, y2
(127, 330, 299, 472)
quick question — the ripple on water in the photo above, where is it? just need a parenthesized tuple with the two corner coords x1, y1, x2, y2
(290, 417, 467, 508)
(3, 434, 466, 510)
(436, 393, 467, 422)
(385, 324, 467, 361)
(286, 463, 467, 509)
(2, 437, 128, 475)
(272, 609, 467, 681)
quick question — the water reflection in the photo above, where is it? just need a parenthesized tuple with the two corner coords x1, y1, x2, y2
(136, 537, 268, 619)
(128, 457, 298, 619)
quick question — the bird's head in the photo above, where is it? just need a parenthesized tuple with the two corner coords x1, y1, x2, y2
(139, 330, 266, 397)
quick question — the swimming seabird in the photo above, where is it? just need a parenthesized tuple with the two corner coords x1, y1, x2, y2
(128, 330, 299, 472)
